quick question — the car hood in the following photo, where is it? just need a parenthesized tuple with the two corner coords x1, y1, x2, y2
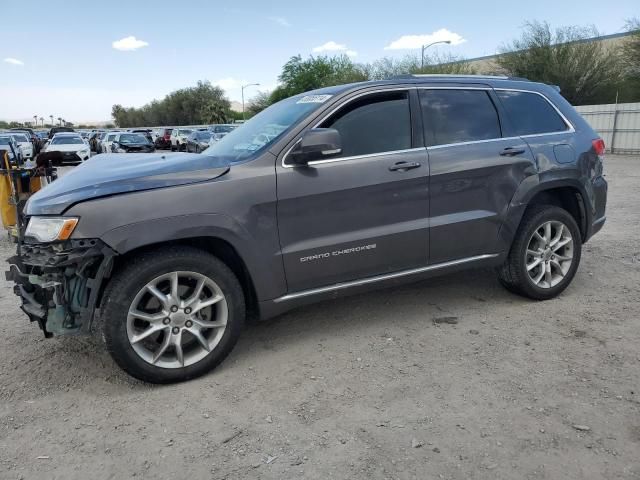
(26, 152, 230, 215)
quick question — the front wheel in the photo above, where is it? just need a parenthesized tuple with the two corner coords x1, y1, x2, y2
(498, 205, 582, 300)
(101, 247, 245, 383)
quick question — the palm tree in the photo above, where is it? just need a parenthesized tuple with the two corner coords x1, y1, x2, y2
(39, 117, 44, 127)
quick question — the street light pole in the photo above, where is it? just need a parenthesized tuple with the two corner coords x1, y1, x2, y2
(241, 83, 260, 121)
(421, 40, 451, 69)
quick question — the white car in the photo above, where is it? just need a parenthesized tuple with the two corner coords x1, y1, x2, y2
(101, 132, 122, 154)
(41, 133, 91, 164)
(0, 135, 24, 163)
(8, 133, 33, 160)
(170, 128, 193, 151)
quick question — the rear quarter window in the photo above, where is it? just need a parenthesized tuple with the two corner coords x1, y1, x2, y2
(496, 90, 569, 136)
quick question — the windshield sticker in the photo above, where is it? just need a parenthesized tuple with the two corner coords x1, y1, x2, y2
(296, 94, 333, 104)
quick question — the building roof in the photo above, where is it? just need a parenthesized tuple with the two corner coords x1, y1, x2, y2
(455, 30, 635, 64)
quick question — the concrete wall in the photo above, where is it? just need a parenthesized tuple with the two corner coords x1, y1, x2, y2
(575, 103, 640, 154)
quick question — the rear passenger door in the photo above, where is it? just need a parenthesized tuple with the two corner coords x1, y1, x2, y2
(419, 87, 537, 264)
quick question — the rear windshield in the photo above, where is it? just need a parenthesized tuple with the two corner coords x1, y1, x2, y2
(0, 137, 13, 145)
(11, 134, 29, 142)
(51, 136, 84, 145)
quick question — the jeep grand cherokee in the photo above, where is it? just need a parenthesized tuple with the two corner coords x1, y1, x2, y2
(6, 75, 607, 383)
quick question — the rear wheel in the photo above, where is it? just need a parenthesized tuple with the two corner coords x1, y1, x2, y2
(101, 247, 245, 383)
(498, 205, 582, 300)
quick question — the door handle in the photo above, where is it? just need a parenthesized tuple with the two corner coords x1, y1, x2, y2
(499, 147, 526, 156)
(389, 161, 421, 172)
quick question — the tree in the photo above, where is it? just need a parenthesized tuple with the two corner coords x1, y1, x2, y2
(270, 54, 368, 103)
(361, 53, 475, 80)
(247, 91, 272, 116)
(496, 21, 624, 105)
(622, 18, 640, 73)
(111, 81, 231, 127)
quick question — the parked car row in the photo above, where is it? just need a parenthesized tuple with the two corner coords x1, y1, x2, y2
(2, 123, 241, 162)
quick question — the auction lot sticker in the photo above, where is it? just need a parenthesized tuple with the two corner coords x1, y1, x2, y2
(296, 94, 333, 104)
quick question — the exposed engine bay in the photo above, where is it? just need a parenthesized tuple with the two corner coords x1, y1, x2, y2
(6, 239, 116, 337)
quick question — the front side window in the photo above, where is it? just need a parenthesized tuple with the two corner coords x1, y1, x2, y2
(320, 91, 411, 158)
(497, 90, 568, 136)
(420, 89, 501, 147)
(107, 134, 116, 142)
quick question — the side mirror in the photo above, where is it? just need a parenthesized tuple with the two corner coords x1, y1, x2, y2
(287, 128, 342, 166)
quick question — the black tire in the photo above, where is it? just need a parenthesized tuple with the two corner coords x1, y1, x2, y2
(101, 246, 245, 383)
(497, 205, 582, 300)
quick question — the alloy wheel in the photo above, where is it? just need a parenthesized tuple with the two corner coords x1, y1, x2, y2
(126, 271, 228, 368)
(525, 220, 574, 289)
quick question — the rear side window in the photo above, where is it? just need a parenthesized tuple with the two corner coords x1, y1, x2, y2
(419, 89, 501, 147)
(496, 90, 568, 136)
(320, 91, 411, 158)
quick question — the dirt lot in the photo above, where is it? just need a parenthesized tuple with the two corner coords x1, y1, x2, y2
(0, 155, 638, 480)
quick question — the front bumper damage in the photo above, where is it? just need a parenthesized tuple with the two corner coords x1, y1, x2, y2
(5, 239, 116, 337)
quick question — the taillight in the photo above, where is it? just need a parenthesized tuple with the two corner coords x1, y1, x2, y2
(592, 138, 605, 156)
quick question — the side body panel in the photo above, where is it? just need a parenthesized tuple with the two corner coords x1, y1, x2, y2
(66, 152, 286, 301)
(427, 139, 537, 263)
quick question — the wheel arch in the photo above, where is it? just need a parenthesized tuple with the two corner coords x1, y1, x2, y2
(109, 237, 260, 322)
(499, 178, 592, 251)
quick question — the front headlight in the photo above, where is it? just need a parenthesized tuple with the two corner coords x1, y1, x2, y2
(25, 217, 79, 242)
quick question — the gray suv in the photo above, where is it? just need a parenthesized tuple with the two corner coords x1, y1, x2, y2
(6, 75, 608, 383)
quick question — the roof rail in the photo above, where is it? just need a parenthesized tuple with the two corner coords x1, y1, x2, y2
(387, 74, 530, 81)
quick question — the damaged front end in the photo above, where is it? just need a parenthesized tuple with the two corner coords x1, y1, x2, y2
(6, 239, 116, 337)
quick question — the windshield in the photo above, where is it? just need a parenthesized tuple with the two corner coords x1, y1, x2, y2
(202, 94, 328, 162)
(179, 129, 192, 135)
(195, 132, 211, 140)
(11, 134, 29, 142)
(51, 136, 84, 145)
(213, 125, 235, 133)
(119, 134, 148, 144)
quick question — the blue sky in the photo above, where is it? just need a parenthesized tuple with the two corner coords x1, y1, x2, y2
(1, 0, 636, 123)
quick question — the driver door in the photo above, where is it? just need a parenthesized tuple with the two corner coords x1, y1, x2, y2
(276, 89, 429, 292)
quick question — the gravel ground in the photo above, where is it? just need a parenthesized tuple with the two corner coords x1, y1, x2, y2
(0, 155, 638, 480)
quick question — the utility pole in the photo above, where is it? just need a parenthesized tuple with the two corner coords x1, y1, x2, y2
(241, 83, 260, 121)
(421, 40, 451, 69)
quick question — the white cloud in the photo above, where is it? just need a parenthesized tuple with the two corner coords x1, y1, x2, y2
(4, 57, 24, 66)
(112, 36, 149, 51)
(268, 16, 291, 27)
(312, 41, 358, 57)
(384, 28, 465, 50)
